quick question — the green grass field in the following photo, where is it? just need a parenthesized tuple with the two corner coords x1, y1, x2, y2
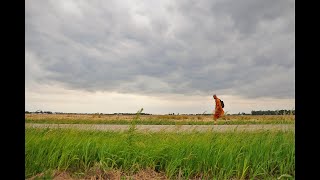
(25, 127, 295, 179)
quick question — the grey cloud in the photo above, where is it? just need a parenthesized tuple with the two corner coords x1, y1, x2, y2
(25, 0, 294, 99)
(210, 0, 294, 34)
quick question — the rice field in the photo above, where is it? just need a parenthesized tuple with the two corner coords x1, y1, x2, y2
(25, 127, 294, 179)
(25, 111, 295, 179)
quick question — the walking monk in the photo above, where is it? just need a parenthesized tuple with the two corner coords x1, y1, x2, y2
(213, 94, 224, 125)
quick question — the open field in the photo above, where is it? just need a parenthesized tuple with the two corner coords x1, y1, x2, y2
(26, 112, 295, 179)
(25, 114, 295, 125)
(26, 123, 295, 133)
(25, 128, 294, 179)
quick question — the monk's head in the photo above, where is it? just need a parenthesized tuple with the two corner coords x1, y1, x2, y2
(213, 94, 217, 99)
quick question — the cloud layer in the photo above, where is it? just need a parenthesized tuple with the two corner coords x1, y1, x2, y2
(26, 0, 295, 99)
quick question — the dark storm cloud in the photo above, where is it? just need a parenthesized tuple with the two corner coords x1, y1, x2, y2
(25, 0, 294, 99)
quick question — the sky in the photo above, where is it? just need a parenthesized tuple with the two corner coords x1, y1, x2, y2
(25, 0, 295, 114)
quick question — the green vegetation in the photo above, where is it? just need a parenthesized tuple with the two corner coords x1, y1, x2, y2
(251, 109, 295, 115)
(26, 128, 294, 179)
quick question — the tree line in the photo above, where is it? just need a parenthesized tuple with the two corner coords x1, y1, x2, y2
(26, 109, 295, 115)
(251, 110, 295, 115)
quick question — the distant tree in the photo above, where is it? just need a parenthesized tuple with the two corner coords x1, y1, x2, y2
(251, 109, 295, 115)
(35, 110, 43, 114)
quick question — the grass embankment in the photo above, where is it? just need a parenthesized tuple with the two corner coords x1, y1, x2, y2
(26, 128, 295, 179)
(25, 114, 295, 125)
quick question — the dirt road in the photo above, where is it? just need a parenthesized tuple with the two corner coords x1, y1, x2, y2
(25, 123, 294, 132)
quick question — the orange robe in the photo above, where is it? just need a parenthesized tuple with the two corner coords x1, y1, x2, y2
(214, 97, 224, 119)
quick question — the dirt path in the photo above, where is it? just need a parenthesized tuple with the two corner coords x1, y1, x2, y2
(25, 123, 294, 132)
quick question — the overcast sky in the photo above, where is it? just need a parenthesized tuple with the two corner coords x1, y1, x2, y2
(25, 0, 295, 114)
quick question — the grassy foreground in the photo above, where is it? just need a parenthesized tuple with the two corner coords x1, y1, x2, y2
(25, 128, 295, 179)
